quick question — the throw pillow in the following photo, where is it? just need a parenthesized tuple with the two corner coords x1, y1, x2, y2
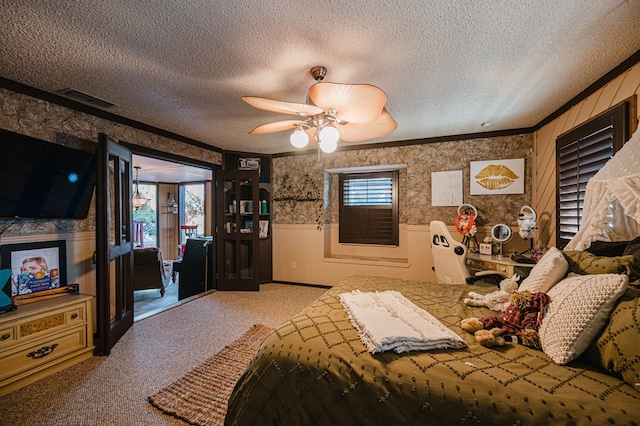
(623, 236, 640, 285)
(562, 251, 638, 282)
(539, 273, 629, 365)
(586, 240, 628, 257)
(518, 246, 568, 293)
(582, 287, 640, 390)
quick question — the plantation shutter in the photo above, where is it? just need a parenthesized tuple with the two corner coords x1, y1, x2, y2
(556, 102, 628, 248)
(339, 171, 399, 245)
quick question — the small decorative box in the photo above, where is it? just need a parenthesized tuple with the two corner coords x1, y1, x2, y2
(479, 243, 493, 255)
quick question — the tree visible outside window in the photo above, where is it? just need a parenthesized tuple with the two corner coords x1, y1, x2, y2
(132, 183, 158, 247)
(181, 183, 205, 242)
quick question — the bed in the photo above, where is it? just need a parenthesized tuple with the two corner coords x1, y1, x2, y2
(226, 273, 640, 425)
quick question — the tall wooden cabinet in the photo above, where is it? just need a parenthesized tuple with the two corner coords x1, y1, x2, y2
(216, 153, 272, 290)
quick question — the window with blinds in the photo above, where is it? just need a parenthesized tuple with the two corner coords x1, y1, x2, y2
(339, 171, 399, 245)
(556, 102, 629, 248)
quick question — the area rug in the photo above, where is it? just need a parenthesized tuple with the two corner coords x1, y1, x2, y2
(148, 324, 274, 425)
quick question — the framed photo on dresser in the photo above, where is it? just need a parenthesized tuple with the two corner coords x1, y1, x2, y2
(0, 240, 67, 297)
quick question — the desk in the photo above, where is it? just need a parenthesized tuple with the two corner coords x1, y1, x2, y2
(466, 252, 535, 279)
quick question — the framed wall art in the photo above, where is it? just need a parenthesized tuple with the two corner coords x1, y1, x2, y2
(238, 157, 261, 170)
(470, 158, 525, 195)
(0, 240, 67, 297)
(431, 170, 463, 206)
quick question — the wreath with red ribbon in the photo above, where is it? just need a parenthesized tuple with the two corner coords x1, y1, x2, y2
(455, 210, 476, 236)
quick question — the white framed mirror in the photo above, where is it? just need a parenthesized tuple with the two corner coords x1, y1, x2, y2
(491, 223, 512, 256)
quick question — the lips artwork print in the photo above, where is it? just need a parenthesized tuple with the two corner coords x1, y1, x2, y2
(469, 158, 525, 195)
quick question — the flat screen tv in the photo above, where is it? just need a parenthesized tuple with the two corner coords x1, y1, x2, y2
(0, 129, 96, 219)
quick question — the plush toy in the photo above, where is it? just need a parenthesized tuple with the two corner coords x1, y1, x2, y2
(464, 275, 519, 311)
(461, 290, 550, 349)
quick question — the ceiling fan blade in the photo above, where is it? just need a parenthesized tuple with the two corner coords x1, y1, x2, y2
(308, 82, 387, 123)
(248, 120, 307, 135)
(336, 108, 398, 142)
(243, 96, 323, 116)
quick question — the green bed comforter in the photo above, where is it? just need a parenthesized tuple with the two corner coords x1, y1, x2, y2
(226, 275, 639, 425)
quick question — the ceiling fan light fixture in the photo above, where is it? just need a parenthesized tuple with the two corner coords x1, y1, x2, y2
(319, 137, 338, 153)
(319, 124, 339, 144)
(243, 65, 396, 153)
(290, 128, 309, 148)
(318, 125, 339, 153)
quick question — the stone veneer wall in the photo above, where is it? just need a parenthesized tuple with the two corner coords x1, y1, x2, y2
(0, 87, 221, 236)
(273, 134, 533, 229)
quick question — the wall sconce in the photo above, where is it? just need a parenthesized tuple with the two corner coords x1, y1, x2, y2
(167, 192, 178, 214)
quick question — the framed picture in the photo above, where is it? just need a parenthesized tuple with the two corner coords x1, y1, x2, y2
(238, 157, 260, 170)
(0, 240, 67, 297)
(470, 158, 525, 195)
(259, 220, 269, 239)
(431, 170, 463, 206)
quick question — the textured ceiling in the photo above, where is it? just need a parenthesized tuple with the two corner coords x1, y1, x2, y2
(1, 1, 640, 155)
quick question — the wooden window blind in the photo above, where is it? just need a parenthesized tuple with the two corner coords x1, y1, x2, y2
(556, 101, 629, 248)
(339, 171, 399, 245)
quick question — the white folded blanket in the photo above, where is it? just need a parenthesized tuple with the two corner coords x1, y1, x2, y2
(339, 290, 467, 354)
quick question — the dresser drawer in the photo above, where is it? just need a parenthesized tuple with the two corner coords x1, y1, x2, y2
(466, 258, 498, 272)
(0, 326, 15, 349)
(0, 325, 88, 381)
(16, 302, 86, 342)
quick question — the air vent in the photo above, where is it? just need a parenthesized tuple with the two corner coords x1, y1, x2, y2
(57, 88, 116, 108)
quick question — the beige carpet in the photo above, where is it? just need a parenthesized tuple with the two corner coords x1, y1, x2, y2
(0, 283, 328, 425)
(148, 324, 274, 425)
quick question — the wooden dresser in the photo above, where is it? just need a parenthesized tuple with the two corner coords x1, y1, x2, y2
(0, 294, 94, 396)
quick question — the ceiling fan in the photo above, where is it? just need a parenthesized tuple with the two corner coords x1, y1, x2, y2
(243, 66, 397, 153)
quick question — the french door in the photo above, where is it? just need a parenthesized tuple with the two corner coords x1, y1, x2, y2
(95, 134, 135, 355)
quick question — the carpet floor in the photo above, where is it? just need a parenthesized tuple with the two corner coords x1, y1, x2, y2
(148, 324, 274, 425)
(0, 284, 327, 426)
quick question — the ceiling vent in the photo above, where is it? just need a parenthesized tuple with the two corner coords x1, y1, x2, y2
(57, 88, 116, 108)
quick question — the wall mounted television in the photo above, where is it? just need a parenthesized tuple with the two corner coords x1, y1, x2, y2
(0, 129, 96, 219)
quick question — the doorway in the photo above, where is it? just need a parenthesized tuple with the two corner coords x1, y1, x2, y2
(129, 153, 214, 320)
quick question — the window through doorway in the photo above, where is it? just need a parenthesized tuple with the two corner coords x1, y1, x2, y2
(133, 182, 158, 248)
(180, 183, 206, 245)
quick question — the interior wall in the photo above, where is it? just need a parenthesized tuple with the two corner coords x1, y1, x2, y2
(0, 87, 221, 298)
(272, 135, 533, 285)
(532, 61, 640, 247)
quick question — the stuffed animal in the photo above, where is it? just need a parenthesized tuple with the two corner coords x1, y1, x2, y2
(464, 275, 519, 311)
(461, 290, 550, 349)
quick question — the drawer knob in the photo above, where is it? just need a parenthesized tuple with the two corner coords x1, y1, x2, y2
(1, 333, 10, 340)
(27, 343, 59, 359)
(71, 313, 79, 319)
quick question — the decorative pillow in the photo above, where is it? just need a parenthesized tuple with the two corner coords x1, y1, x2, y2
(582, 287, 640, 390)
(518, 246, 568, 293)
(539, 273, 629, 365)
(562, 250, 638, 282)
(586, 240, 628, 257)
(623, 236, 640, 285)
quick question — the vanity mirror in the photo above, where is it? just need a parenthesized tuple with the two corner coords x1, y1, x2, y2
(491, 223, 512, 257)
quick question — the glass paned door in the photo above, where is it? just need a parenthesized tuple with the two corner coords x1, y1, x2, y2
(216, 170, 259, 291)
